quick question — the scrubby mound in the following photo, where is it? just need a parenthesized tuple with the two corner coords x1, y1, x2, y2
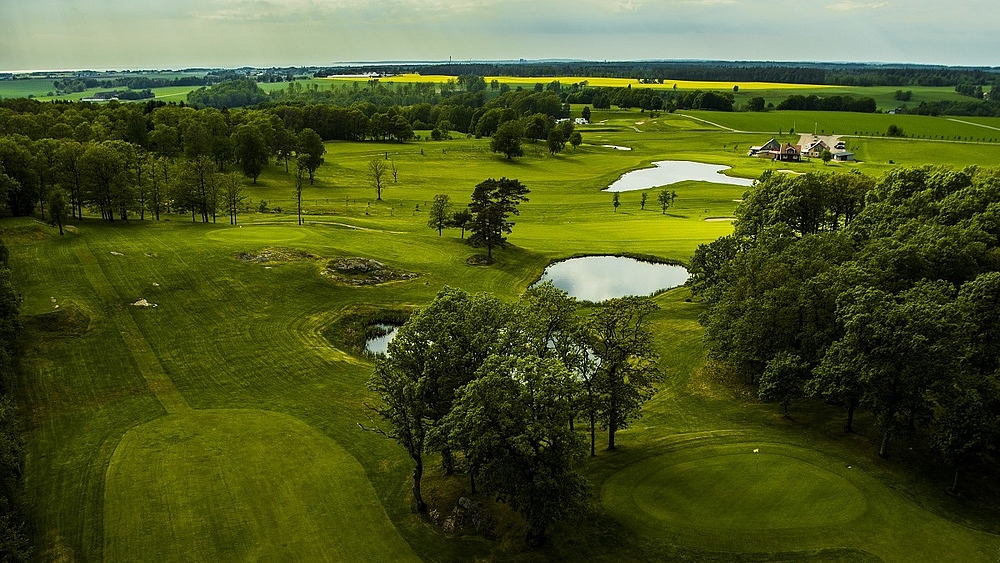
(466, 255, 494, 266)
(322, 258, 417, 285)
(0, 223, 52, 243)
(26, 301, 91, 337)
(236, 247, 316, 263)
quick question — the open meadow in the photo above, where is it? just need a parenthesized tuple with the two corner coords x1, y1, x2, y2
(6, 107, 1000, 562)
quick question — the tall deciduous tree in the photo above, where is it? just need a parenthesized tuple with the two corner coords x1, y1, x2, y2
(220, 172, 246, 225)
(80, 142, 126, 221)
(547, 128, 565, 155)
(758, 351, 808, 417)
(427, 194, 452, 236)
(295, 156, 306, 225)
(657, 189, 676, 214)
(47, 188, 69, 235)
(468, 177, 530, 259)
(368, 356, 431, 514)
(450, 209, 473, 239)
(368, 158, 388, 200)
(297, 128, 325, 185)
(438, 355, 589, 546)
(55, 140, 86, 220)
(832, 282, 966, 458)
(234, 123, 268, 184)
(588, 297, 662, 450)
(569, 131, 582, 150)
(490, 121, 524, 160)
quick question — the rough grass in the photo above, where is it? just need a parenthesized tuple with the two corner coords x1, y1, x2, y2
(7, 111, 1000, 562)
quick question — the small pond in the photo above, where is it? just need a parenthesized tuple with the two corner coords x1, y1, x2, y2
(604, 160, 754, 192)
(535, 256, 690, 302)
(364, 324, 399, 355)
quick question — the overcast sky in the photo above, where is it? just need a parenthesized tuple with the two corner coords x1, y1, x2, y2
(1, 0, 997, 71)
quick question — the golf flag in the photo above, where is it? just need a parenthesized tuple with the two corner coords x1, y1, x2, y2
(753, 448, 759, 453)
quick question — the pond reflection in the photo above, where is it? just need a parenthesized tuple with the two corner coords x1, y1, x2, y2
(604, 160, 754, 192)
(364, 324, 399, 355)
(535, 256, 690, 302)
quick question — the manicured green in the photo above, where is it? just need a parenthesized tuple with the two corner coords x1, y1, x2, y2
(7, 107, 1000, 562)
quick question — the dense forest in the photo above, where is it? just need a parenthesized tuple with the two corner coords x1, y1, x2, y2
(0, 237, 28, 562)
(690, 168, 1000, 493)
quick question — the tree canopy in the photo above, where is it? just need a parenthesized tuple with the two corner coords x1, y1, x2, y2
(691, 166, 1000, 489)
(467, 177, 530, 259)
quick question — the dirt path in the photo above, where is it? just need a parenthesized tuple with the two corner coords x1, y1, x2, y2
(678, 114, 748, 132)
(76, 244, 190, 414)
(947, 117, 1000, 132)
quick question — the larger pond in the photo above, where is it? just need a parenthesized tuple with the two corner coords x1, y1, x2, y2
(535, 256, 690, 302)
(604, 160, 754, 192)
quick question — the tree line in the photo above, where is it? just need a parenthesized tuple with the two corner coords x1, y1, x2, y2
(314, 61, 999, 89)
(690, 167, 1000, 493)
(367, 284, 662, 545)
(0, 102, 332, 223)
(0, 238, 29, 561)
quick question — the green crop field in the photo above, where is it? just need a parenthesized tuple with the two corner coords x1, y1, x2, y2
(679, 109, 1000, 141)
(6, 107, 1000, 562)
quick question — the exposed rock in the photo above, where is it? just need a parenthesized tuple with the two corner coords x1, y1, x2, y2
(236, 247, 316, 263)
(322, 258, 417, 286)
(434, 496, 495, 536)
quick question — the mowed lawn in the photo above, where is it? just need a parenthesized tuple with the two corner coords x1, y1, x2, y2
(7, 115, 1000, 562)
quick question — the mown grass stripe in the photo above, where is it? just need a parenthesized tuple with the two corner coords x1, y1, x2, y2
(75, 243, 190, 414)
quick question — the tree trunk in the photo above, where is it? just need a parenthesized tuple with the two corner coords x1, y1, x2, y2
(469, 471, 476, 494)
(589, 411, 596, 457)
(845, 401, 856, 433)
(413, 458, 427, 514)
(878, 429, 891, 458)
(442, 449, 455, 476)
(608, 418, 617, 451)
(951, 466, 960, 494)
(525, 524, 546, 548)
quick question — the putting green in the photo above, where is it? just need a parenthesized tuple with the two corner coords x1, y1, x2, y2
(104, 409, 420, 563)
(205, 225, 310, 244)
(604, 443, 867, 533)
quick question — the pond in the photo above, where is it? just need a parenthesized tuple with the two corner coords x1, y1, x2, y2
(364, 324, 399, 355)
(604, 160, 754, 192)
(535, 256, 690, 302)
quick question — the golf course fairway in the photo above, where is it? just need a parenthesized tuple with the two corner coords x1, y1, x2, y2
(104, 409, 420, 563)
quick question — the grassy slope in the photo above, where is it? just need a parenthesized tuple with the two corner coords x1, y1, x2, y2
(7, 109, 1000, 562)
